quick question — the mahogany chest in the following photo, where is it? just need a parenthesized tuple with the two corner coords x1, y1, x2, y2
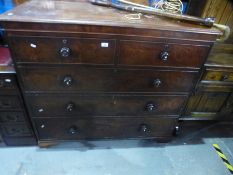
(0, 0, 221, 146)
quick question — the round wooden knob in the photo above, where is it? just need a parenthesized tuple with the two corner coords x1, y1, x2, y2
(145, 103, 156, 112)
(139, 124, 150, 133)
(153, 78, 162, 87)
(63, 75, 73, 87)
(66, 102, 75, 112)
(69, 126, 78, 134)
(160, 51, 169, 61)
(221, 74, 228, 81)
(60, 47, 71, 57)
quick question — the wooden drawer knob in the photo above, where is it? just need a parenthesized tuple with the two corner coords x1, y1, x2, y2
(145, 103, 156, 112)
(139, 124, 150, 133)
(66, 102, 75, 112)
(69, 126, 78, 135)
(221, 74, 228, 81)
(160, 51, 169, 61)
(60, 47, 71, 57)
(63, 75, 73, 87)
(153, 78, 162, 87)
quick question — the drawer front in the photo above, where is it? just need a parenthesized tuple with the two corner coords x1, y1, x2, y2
(19, 67, 198, 93)
(119, 41, 209, 68)
(34, 117, 177, 140)
(0, 124, 32, 137)
(0, 74, 17, 91)
(26, 94, 187, 117)
(0, 96, 21, 110)
(202, 70, 233, 83)
(10, 36, 115, 65)
(0, 112, 25, 123)
(185, 92, 229, 114)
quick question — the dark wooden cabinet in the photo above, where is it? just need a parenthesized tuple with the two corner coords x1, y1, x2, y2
(184, 46, 233, 121)
(0, 73, 36, 146)
(0, 0, 221, 146)
(183, 0, 233, 122)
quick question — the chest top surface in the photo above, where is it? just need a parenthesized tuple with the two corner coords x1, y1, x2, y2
(0, 0, 221, 35)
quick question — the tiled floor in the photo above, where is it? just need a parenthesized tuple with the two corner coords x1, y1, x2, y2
(0, 121, 233, 175)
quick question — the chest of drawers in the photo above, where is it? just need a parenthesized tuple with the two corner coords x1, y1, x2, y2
(0, 0, 221, 147)
(0, 73, 36, 146)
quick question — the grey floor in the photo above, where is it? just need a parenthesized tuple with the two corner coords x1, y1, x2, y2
(0, 122, 233, 175)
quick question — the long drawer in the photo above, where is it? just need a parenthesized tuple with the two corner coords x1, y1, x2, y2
(26, 94, 187, 117)
(10, 36, 115, 65)
(19, 67, 198, 93)
(119, 40, 210, 68)
(34, 117, 177, 140)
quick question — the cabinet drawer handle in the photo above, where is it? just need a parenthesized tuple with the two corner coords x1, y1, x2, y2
(60, 47, 71, 57)
(66, 102, 75, 112)
(63, 75, 73, 87)
(221, 74, 228, 81)
(69, 126, 78, 135)
(145, 103, 156, 112)
(0, 79, 12, 88)
(139, 124, 150, 133)
(153, 78, 162, 87)
(160, 51, 169, 61)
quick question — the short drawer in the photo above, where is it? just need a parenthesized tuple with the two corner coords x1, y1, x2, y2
(26, 94, 187, 117)
(0, 74, 17, 91)
(0, 112, 25, 123)
(119, 40, 210, 68)
(0, 124, 33, 137)
(0, 96, 22, 110)
(34, 117, 177, 140)
(202, 70, 233, 84)
(10, 36, 115, 65)
(19, 66, 198, 93)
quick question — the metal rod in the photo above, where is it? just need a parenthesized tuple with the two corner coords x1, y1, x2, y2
(90, 0, 230, 41)
(90, 0, 215, 26)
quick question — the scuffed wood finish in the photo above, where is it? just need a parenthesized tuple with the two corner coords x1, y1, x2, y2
(185, 92, 229, 114)
(0, 1, 220, 35)
(34, 117, 177, 140)
(0, 0, 221, 44)
(18, 66, 198, 93)
(118, 41, 210, 68)
(0, 0, 221, 144)
(26, 94, 187, 117)
(10, 36, 116, 65)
